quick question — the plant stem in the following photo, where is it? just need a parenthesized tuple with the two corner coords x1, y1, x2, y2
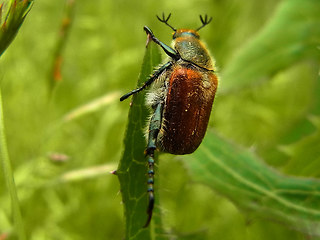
(0, 89, 26, 240)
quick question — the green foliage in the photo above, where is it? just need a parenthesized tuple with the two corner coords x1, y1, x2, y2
(185, 131, 320, 236)
(0, 0, 319, 240)
(0, 0, 33, 56)
(221, 0, 320, 93)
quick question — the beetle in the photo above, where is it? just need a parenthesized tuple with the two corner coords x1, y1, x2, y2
(120, 13, 218, 227)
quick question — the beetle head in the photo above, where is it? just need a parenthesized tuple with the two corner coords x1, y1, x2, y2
(173, 29, 200, 39)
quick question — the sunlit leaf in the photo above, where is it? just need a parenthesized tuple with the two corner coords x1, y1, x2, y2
(117, 40, 171, 239)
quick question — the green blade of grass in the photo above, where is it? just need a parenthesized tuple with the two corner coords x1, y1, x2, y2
(0, 1, 34, 239)
(0, 90, 26, 240)
(62, 91, 121, 122)
(117, 40, 171, 239)
(184, 131, 320, 237)
(49, 0, 75, 90)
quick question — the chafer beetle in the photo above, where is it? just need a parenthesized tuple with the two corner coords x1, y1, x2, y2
(120, 13, 218, 227)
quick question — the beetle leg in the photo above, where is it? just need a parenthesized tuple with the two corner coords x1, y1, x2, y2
(144, 26, 180, 60)
(143, 102, 163, 227)
(120, 62, 172, 101)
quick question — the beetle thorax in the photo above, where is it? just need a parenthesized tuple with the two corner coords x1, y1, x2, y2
(173, 29, 214, 71)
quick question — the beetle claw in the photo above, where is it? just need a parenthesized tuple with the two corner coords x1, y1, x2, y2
(143, 191, 154, 228)
(144, 26, 153, 36)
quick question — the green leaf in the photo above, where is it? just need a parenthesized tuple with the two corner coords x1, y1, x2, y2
(184, 131, 320, 236)
(281, 116, 320, 177)
(117, 41, 170, 239)
(221, 0, 320, 93)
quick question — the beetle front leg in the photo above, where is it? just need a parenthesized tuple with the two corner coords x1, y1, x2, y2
(144, 26, 180, 60)
(143, 102, 163, 227)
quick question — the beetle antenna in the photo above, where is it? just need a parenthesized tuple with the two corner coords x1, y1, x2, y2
(196, 14, 212, 31)
(156, 12, 176, 32)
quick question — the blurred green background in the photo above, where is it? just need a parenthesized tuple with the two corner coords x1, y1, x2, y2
(1, 0, 320, 239)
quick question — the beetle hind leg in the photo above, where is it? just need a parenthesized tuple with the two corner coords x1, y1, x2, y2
(143, 102, 163, 227)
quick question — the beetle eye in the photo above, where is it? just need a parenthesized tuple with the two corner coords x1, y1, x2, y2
(173, 32, 177, 39)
